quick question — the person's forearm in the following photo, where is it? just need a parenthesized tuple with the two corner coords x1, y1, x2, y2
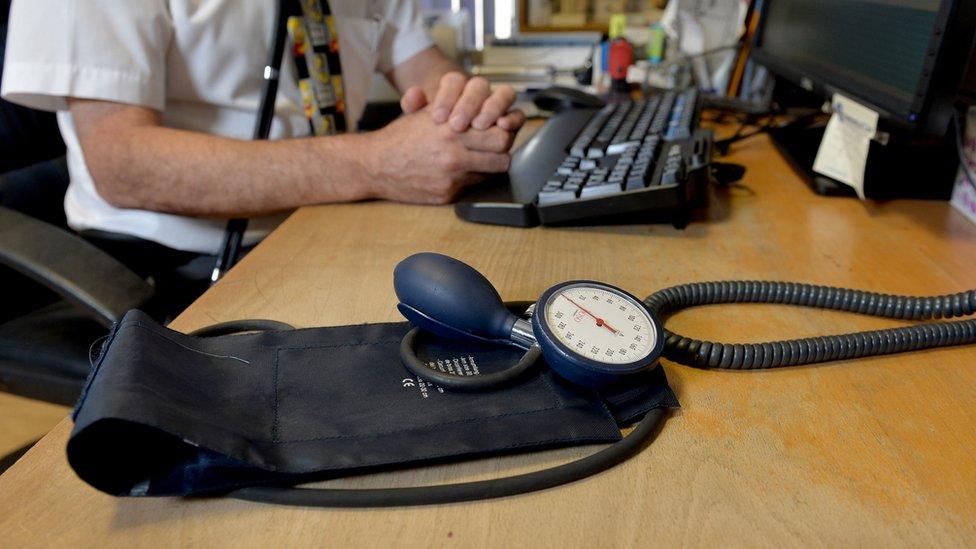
(83, 126, 376, 218)
(70, 92, 514, 215)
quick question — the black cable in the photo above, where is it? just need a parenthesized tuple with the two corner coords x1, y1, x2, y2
(211, 0, 292, 283)
(189, 319, 294, 337)
(713, 113, 775, 156)
(229, 408, 665, 508)
(700, 111, 754, 124)
(399, 328, 541, 391)
(713, 110, 824, 156)
(188, 319, 665, 508)
(645, 282, 976, 369)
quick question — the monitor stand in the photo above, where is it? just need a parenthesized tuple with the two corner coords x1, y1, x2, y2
(767, 113, 958, 200)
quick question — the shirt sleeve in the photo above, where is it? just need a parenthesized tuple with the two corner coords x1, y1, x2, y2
(1, 0, 173, 112)
(375, 0, 435, 74)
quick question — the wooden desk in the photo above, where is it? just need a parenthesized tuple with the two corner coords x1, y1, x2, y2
(2, 123, 976, 547)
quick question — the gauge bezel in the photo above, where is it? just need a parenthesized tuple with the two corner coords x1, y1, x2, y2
(531, 280, 664, 386)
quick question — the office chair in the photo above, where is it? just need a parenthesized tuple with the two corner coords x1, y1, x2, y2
(0, 205, 154, 405)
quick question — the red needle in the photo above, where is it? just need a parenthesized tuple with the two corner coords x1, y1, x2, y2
(561, 295, 619, 334)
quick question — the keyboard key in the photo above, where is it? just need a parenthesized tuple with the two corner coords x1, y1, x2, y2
(546, 175, 568, 187)
(650, 93, 674, 133)
(660, 166, 683, 186)
(659, 145, 685, 185)
(667, 127, 691, 140)
(538, 189, 578, 204)
(569, 104, 616, 157)
(580, 182, 623, 199)
(626, 174, 649, 190)
(606, 140, 641, 156)
(587, 173, 607, 185)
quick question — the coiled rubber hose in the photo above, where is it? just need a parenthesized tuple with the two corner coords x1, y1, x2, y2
(645, 281, 976, 369)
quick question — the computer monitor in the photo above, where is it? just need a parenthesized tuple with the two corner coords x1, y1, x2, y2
(751, 0, 976, 137)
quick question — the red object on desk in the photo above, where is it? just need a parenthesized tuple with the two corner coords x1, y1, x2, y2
(609, 39, 633, 91)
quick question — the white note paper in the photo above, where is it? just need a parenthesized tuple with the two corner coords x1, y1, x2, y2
(813, 94, 880, 200)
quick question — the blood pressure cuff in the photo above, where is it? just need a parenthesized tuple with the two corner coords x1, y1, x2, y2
(67, 310, 678, 497)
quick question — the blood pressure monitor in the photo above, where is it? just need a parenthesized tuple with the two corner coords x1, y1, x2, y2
(189, 250, 976, 507)
(394, 253, 664, 389)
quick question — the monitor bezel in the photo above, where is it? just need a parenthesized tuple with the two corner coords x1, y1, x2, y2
(751, 0, 960, 135)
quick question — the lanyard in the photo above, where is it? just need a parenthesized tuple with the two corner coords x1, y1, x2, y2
(287, 0, 347, 135)
(212, 0, 347, 281)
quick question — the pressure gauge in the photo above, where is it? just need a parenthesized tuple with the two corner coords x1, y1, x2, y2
(532, 281, 664, 387)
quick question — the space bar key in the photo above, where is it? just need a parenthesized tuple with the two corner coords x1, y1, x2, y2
(537, 189, 578, 205)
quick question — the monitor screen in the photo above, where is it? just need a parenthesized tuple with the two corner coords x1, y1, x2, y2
(754, 0, 948, 123)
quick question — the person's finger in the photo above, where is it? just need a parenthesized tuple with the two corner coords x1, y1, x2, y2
(471, 85, 516, 130)
(431, 72, 467, 123)
(448, 77, 491, 132)
(496, 109, 526, 132)
(399, 86, 427, 114)
(458, 126, 515, 153)
(459, 149, 510, 173)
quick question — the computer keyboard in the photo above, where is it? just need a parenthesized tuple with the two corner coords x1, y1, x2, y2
(455, 88, 712, 228)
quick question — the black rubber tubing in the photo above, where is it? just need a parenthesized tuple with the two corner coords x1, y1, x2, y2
(229, 409, 665, 508)
(399, 327, 542, 391)
(190, 318, 666, 508)
(189, 319, 294, 337)
(645, 281, 976, 369)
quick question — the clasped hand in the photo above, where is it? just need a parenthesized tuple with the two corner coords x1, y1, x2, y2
(367, 72, 524, 204)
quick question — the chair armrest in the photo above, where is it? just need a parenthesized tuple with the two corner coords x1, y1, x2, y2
(0, 206, 154, 327)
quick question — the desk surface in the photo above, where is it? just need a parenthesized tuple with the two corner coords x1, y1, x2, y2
(3, 123, 976, 547)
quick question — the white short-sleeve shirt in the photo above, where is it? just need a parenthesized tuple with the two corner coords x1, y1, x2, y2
(1, 0, 432, 253)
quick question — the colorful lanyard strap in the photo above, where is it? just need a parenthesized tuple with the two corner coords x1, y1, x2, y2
(287, 0, 347, 135)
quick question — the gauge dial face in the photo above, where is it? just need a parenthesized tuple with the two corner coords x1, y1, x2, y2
(543, 284, 656, 365)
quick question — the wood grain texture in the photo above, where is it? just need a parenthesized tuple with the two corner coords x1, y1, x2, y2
(0, 393, 68, 458)
(1, 124, 975, 548)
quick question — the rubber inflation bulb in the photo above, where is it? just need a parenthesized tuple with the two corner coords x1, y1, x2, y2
(394, 253, 519, 342)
